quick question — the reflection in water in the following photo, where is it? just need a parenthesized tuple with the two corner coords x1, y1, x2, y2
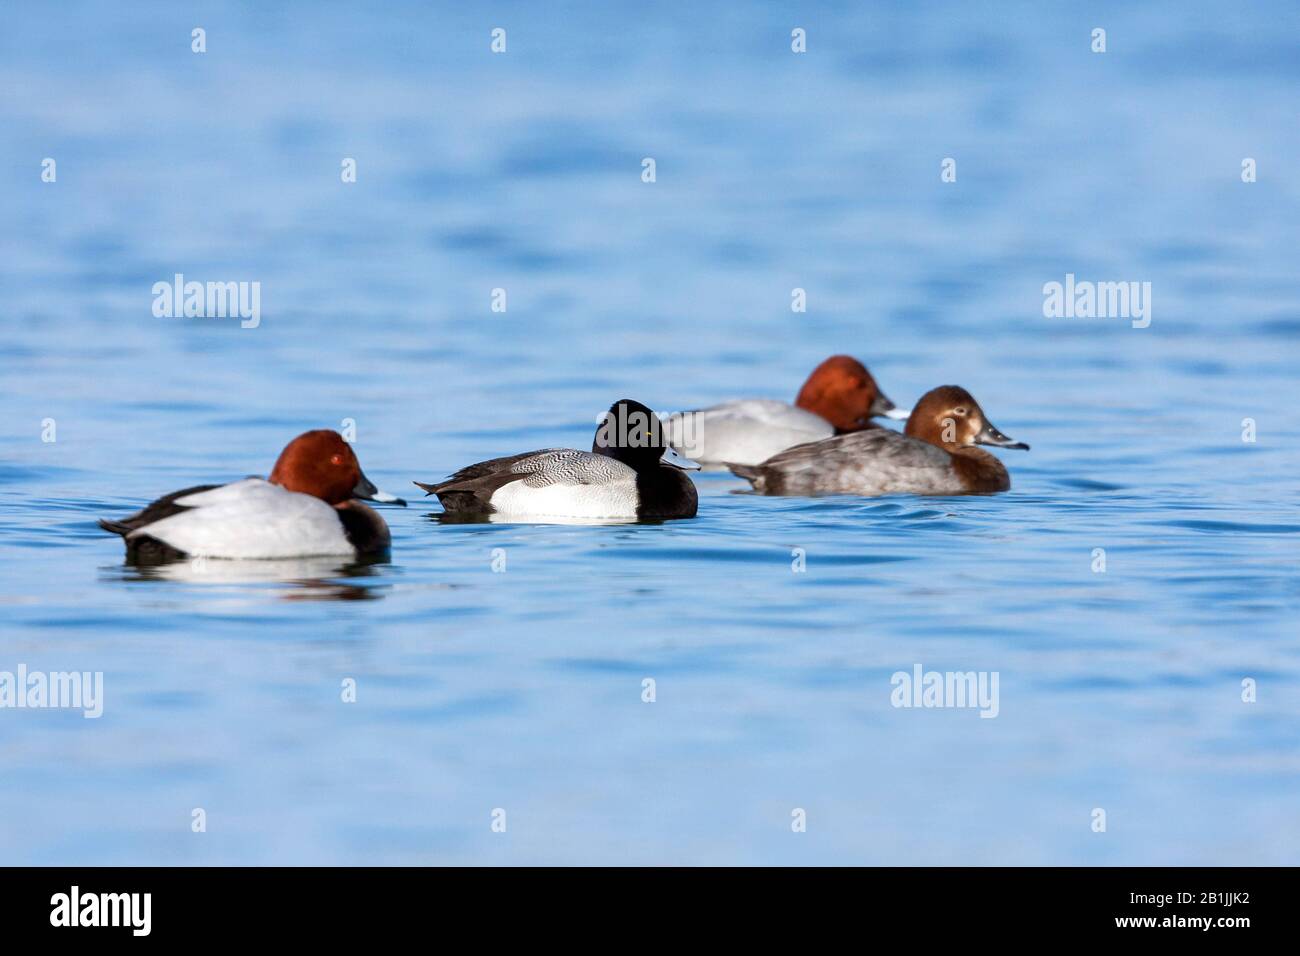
(103, 554, 390, 601)
(428, 511, 650, 527)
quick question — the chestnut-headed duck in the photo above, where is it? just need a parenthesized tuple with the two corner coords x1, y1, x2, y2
(99, 430, 406, 562)
(663, 355, 909, 469)
(415, 399, 700, 520)
(728, 385, 1029, 497)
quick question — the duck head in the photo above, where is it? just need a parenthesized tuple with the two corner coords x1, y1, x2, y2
(904, 386, 1029, 451)
(592, 400, 701, 471)
(269, 430, 407, 506)
(795, 355, 903, 432)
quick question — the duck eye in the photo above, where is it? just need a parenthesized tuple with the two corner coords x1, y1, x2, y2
(953, 407, 968, 417)
(330, 453, 345, 466)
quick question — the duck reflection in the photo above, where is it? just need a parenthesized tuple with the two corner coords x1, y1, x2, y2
(106, 553, 389, 601)
(428, 510, 644, 527)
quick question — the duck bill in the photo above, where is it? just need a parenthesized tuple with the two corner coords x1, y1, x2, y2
(660, 445, 702, 471)
(880, 396, 912, 421)
(974, 421, 1029, 451)
(353, 471, 408, 506)
(869, 392, 899, 419)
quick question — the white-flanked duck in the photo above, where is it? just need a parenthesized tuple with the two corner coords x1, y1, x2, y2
(663, 355, 908, 469)
(99, 430, 406, 562)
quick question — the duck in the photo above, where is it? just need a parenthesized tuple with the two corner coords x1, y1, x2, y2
(415, 399, 700, 520)
(728, 385, 1029, 497)
(98, 430, 406, 562)
(662, 355, 908, 468)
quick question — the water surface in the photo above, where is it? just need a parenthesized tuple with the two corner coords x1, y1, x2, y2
(1, 2, 1297, 864)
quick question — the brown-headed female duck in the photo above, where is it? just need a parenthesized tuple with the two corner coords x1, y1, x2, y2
(728, 385, 1029, 496)
(663, 355, 909, 469)
(99, 430, 406, 562)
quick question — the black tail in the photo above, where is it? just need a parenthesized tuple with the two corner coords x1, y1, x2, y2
(98, 519, 189, 563)
(412, 479, 497, 514)
(98, 518, 133, 537)
(98, 484, 219, 562)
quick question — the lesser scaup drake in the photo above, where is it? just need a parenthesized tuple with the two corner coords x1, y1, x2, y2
(98, 430, 406, 562)
(415, 399, 700, 520)
(728, 385, 1029, 496)
(663, 355, 908, 468)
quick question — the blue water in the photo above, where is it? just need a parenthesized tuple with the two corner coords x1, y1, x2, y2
(1, 2, 1297, 864)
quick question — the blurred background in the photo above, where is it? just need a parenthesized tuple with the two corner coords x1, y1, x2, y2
(0, 1, 1296, 864)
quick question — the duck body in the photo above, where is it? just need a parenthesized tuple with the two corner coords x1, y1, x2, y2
(99, 478, 389, 560)
(664, 400, 835, 470)
(416, 400, 700, 521)
(98, 430, 404, 562)
(666, 355, 905, 468)
(729, 430, 1009, 496)
(417, 448, 697, 520)
(728, 385, 1027, 498)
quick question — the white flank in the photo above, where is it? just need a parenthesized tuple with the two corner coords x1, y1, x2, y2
(131, 478, 355, 559)
(665, 399, 834, 468)
(489, 477, 639, 519)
